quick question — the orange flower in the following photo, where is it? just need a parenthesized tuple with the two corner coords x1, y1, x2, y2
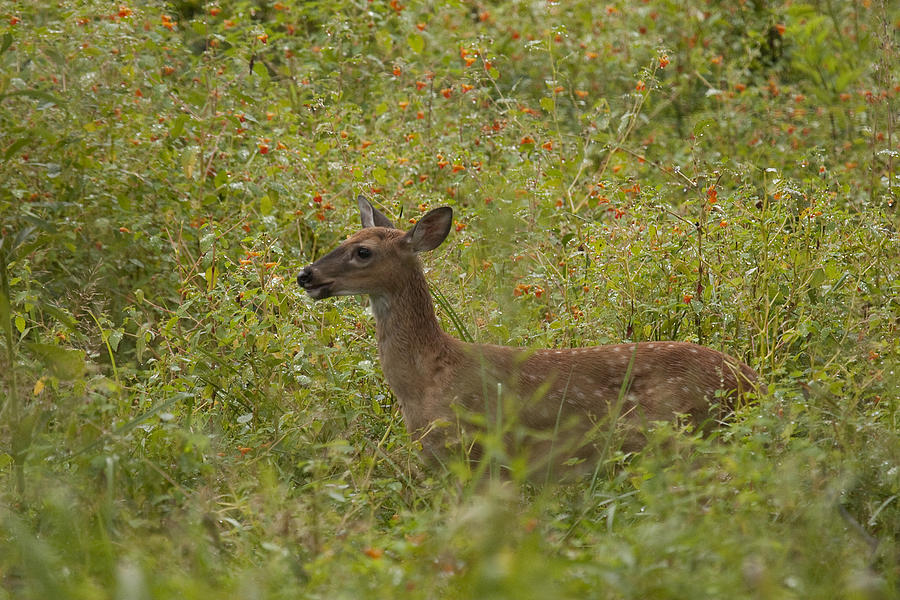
(658, 54, 669, 68)
(542, 141, 553, 151)
(257, 33, 268, 44)
(118, 5, 132, 18)
(520, 136, 535, 145)
(441, 88, 452, 98)
(635, 80, 645, 92)
(364, 547, 384, 559)
(209, 7, 221, 16)
(707, 186, 718, 204)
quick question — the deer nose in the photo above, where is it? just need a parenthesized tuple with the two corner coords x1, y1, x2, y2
(297, 266, 313, 287)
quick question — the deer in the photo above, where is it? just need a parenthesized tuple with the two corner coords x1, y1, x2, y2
(297, 196, 762, 479)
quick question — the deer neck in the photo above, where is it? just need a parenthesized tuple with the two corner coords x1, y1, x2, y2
(369, 263, 447, 356)
(367, 261, 459, 416)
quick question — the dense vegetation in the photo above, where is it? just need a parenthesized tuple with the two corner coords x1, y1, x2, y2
(1, 0, 898, 597)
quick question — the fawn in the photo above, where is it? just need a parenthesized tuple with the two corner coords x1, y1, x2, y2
(298, 197, 761, 477)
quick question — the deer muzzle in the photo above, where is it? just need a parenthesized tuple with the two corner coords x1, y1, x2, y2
(297, 266, 333, 300)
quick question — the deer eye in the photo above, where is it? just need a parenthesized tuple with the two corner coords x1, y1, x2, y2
(356, 246, 372, 259)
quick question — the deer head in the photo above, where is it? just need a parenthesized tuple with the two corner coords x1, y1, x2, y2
(297, 196, 452, 301)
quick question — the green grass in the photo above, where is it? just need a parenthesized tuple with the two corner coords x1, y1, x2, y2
(1, 0, 898, 598)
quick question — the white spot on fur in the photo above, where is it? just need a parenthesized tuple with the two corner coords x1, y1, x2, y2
(690, 348, 698, 353)
(647, 344, 655, 349)
(682, 386, 691, 393)
(667, 344, 675, 349)
(613, 346, 621, 352)
(576, 390, 585, 400)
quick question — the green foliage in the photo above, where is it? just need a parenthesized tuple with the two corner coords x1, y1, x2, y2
(1, 0, 898, 598)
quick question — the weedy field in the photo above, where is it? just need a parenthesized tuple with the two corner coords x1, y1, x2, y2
(1, 0, 898, 598)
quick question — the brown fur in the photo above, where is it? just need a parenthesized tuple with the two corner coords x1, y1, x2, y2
(298, 198, 762, 477)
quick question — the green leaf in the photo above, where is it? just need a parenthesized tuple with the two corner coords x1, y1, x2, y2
(260, 194, 273, 215)
(108, 330, 123, 353)
(0, 33, 11, 55)
(373, 166, 387, 185)
(14, 315, 25, 333)
(407, 34, 424, 54)
(3, 138, 29, 161)
(205, 266, 216, 292)
(26, 343, 86, 380)
(252, 61, 269, 80)
(375, 29, 393, 55)
(540, 97, 555, 112)
(693, 118, 716, 137)
(169, 114, 187, 139)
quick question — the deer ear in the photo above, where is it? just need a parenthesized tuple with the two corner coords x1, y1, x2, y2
(405, 207, 453, 252)
(358, 195, 395, 229)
